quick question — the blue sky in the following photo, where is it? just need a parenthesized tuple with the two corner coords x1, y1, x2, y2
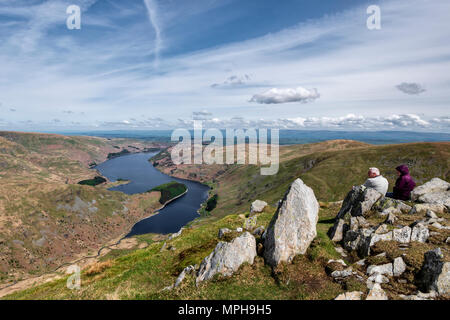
(0, 0, 449, 132)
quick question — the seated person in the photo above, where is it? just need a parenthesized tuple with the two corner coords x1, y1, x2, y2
(363, 167, 389, 196)
(386, 164, 416, 201)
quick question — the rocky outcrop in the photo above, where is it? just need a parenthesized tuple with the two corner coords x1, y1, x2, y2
(196, 232, 257, 284)
(337, 186, 383, 219)
(416, 248, 449, 295)
(411, 178, 450, 202)
(264, 178, 319, 267)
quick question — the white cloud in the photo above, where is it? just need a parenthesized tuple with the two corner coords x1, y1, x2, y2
(250, 87, 320, 104)
(396, 82, 426, 95)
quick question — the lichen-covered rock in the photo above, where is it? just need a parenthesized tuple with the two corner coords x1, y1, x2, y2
(250, 200, 268, 214)
(264, 179, 319, 267)
(393, 226, 412, 243)
(373, 197, 411, 214)
(335, 291, 363, 300)
(196, 232, 257, 283)
(409, 203, 447, 215)
(416, 248, 450, 295)
(411, 178, 450, 202)
(411, 224, 429, 243)
(352, 188, 384, 217)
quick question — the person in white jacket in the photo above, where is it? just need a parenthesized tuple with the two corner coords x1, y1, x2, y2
(363, 167, 389, 196)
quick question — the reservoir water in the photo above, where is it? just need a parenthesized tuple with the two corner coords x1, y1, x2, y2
(95, 152, 209, 236)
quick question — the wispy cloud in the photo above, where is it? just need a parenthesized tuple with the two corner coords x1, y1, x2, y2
(143, 0, 162, 68)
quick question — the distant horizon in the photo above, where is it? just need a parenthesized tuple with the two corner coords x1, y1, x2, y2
(2, 128, 448, 146)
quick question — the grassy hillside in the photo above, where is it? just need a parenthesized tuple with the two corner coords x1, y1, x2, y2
(0, 131, 166, 285)
(4, 203, 347, 300)
(154, 141, 449, 222)
(2, 138, 449, 300)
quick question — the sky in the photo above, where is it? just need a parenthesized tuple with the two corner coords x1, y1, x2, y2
(0, 0, 449, 132)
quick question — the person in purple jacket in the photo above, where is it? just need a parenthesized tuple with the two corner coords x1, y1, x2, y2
(386, 165, 416, 200)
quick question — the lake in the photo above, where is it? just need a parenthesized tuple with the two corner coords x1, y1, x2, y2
(95, 152, 209, 236)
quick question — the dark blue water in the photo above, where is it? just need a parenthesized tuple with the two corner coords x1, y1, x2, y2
(95, 152, 209, 236)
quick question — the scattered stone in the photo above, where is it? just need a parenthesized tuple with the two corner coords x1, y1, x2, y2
(264, 178, 319, 267)
(446, 237, 450, 244)
(393, 257, 406, 277)
(236, 227, 243, 232)
(168, 228, 184, 240)
(331, 268, 353, 279)
(367, 263, 393, 277)
(218, 228, 231, 239)
(366, 283, 388, 300)
(399, 291, 437, 300)
(368, 273, 389, 284)
(334, 246, 347, 258)
(163, 265, 196, 291)
(369, 231, 393, 246)
(252, 226, 265, 237)
(196, 232, 257, 284)
(335, 291, 363, 300)
(426, 210, 438, 219)
(250, 200, 268, 214)
(393, 226, 412, 243)
(327, 259, 347, 267)
(385, 213, 397, 225)
(411, 224, 429, 243)
(374, 224, 389, 234)
(356, 259, 366, 266)
(380, 207, 401, 216)
(416, 248, 449, 295)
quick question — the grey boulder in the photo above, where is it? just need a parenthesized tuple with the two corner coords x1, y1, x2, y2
(264, 178, 319, 267)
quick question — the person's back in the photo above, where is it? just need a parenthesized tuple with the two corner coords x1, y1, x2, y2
(393, 165, 416, 200)
(363, 167, 389, 195)
(364, 175, 389, 195)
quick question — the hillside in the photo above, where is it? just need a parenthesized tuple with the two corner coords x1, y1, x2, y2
(0, 131, 167, 286)
(3, 139, 449, 300)
(154, 141, 449, 222)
